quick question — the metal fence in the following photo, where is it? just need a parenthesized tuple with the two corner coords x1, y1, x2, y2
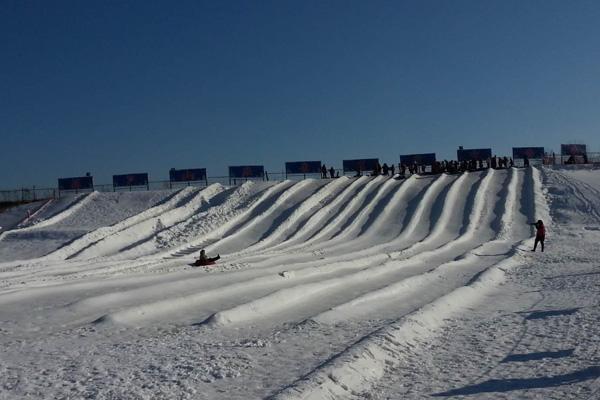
(0, 170, 345, 203)
(0, 188, 58, 203)
(3, 155, 599, 204)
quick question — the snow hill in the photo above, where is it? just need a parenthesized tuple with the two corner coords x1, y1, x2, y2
(1, 167, 600, 399)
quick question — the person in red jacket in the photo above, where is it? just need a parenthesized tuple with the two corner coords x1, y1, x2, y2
(530, 220, 545, 252)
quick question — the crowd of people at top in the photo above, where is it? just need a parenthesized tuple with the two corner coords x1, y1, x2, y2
(319, 154, 518, 180)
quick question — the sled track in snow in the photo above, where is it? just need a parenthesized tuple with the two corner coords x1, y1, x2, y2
(0, 168, 547, 399)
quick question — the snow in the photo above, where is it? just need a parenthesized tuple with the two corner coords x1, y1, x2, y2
(1, 167, 600, 399)
(554, 167, 600, 192)
(0, 191, 173, 262)
(0, 200, 48, 234)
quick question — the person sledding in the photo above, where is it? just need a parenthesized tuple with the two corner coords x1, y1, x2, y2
(529, 220, 545, 252)
(193, 249, 220, 266)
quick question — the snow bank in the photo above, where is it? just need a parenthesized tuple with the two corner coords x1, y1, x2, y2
(271, 167, 546, 399)
(0, 192, 97, 242)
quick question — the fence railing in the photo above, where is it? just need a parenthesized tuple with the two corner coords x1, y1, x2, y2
(0, 170, 344, 203)
(2, 156, 599, 204)
(0, 188, 58, 203)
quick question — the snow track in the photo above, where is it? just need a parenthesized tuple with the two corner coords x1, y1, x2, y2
(42, 187, 200, 260)
(271, 167, 545, 400)
(1, 167, 561, 399)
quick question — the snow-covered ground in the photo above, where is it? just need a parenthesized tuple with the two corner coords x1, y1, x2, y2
(1, 167, 599, 399)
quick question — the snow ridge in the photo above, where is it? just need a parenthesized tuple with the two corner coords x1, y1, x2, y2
(0, 192, 97, 242)
(269, 167, 545, 400)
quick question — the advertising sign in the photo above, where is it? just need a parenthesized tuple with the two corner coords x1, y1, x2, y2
(512, 147, 545, 159)
(113, 173, 149, 187)
(229, 165, 264, 178)
(561, 144, 587, 156)
(457, 148, 492, 162)
(169, 168, 207, 182)
(400, 153, 436, 165)
(58, 176, 94, 191)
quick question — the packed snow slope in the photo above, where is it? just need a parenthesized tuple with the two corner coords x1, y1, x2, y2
(0, 190, 174, 261)
(1, 167, 600, 399)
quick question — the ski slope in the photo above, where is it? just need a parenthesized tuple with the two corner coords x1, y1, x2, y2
(2, 167, 600, 399)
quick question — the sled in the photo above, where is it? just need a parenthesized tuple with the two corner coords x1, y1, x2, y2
(190, 261, 216, 267)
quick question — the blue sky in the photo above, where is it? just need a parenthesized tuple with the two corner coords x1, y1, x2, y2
(2, 0, 600, 188)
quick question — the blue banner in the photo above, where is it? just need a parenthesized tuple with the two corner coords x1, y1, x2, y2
(169, 168, 207, 182)
(512, 147, 544, 159)
(229, 165, 264, 178)
(285, 161, 322, 174)
(113, 173, 149, 187)
(400, 153, 436, 165)
(342, 158, 379, 173)
(561, 144, 586, 156)
(457, 148, 492, 162)
(58, 176, 94, 191)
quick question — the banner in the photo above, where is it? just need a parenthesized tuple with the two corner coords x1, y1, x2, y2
(400, 153, 436, 165)
(229, 165, 264, 178)
(512, 147, 544, 159)
(58, 176, 93, 191)
(169, 168, 207, 182)
(113, 173, 149, 187)
(342, 158, 379, 173)
(285, 161, 322, 174)
(457, 148, 492, 162)
(561, 144, 587, 156)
